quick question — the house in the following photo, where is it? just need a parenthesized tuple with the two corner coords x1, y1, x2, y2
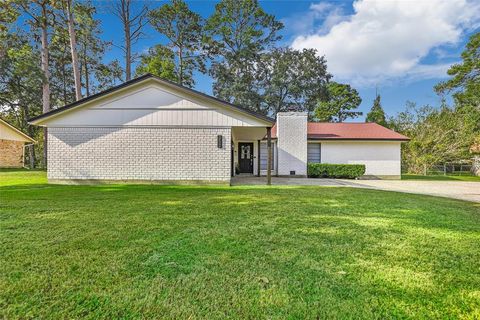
(0, 118, 36, 168)
(29, 74, 409, 184)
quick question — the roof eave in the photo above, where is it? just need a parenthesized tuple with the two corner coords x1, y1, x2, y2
(0, 119, 36, 143)
(307, 137, 410, 141)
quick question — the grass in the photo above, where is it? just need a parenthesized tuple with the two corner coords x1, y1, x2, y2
(402, 174, 480, 182)
(1, 171, 480, 319)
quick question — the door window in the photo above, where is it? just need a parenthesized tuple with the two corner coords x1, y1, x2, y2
(241, 145, 251, 159)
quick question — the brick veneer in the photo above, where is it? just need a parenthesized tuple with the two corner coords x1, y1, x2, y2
(47, 127, 231, 182)
(0, 139, 24, 167)
(276, 112, 308, 176)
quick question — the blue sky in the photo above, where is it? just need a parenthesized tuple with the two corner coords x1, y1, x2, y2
(94, 0, 479, 119)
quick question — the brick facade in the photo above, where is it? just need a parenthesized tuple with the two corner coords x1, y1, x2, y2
(48, 127, 231, 182)
(0, 139, 24, 167)
(276, 112, 308, 176)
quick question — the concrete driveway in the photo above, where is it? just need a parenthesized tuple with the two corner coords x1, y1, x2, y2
(231, 176, 480, 203)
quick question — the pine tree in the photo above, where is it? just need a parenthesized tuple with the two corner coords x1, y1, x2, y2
(315, 82, 362, 122)
(366, 94, 387, 126)
(149, 0, 205, 87)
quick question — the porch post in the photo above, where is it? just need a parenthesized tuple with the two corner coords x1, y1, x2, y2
(257, 140, 261, 177)
(231, 140, 234, 177)
(267, 127, 272, 185)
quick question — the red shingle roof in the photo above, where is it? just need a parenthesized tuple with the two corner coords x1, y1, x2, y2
(271, 122, 409, 141)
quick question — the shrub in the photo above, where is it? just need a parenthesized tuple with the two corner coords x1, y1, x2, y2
(307, 163, 365, 179)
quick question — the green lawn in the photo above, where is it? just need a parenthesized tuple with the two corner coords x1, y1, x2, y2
(1, 171, 480, 319)
(402, 174, 480, 182)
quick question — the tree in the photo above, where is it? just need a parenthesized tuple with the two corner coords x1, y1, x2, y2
(258, 47, 330, 117)
(315, 82, 362, 122)
(366, 94, 387, 126)
(388, 102, 480, 174)
(18, 0, 54, 167)
(59, 0, 81, 100)
(135, 45, 177, 81)
(113, 0, 148, 81)
(149, 0, 204, 87)
(49, 21, 76, 106)
(0, 1, 20, 54)
(0, 33, 43, 168)
(75, 2, 114, 95)
(435, 32, 480, 107)
(95, 60, 123, 89)
(205, 0, 283, 111)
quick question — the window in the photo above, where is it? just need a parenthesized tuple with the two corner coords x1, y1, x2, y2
(260, 142, 274, 170)
(307, 143, 321, 163)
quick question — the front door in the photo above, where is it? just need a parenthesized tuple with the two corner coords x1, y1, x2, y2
(238, 143, 254, 173)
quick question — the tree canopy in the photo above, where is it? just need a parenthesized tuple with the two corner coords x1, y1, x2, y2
(315, 82, 362, 122)
(366, 94, 387, 126)
(148, 0, 204, 87)
(135, 45, 177, 81)
(205, 0, 284, 112)
(260, 48, 330, 117)
(435, 33, 480, 107)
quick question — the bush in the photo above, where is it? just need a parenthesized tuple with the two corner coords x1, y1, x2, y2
(307, 163, 365, 179)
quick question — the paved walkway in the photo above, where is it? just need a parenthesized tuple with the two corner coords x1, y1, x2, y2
(231, 176, 480, 203)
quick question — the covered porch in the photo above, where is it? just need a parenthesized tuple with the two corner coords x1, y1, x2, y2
(231, 126, 275, 180)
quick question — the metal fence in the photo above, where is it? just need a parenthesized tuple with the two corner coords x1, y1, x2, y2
(426, 163, 473, 176)
(402, 161, 477, 176)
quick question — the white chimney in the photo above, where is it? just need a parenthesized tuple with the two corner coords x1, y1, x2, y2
(276, 112, 308, 176)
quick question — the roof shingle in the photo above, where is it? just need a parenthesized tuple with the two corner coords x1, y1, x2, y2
(271, 122, 409, 141)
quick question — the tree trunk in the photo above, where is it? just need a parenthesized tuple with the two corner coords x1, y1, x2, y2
(26, 125, 36, 169)
(40, 3, 50, 169)
(80, 41, 90, 95)
(84, 49, 90, 96)
(178, 47, 183, 85)
(65, 0, 82, 100)
(62, 58, 68, 104)
(29, 144, 35, 169)
(114, 0, 146, 82)
(23, 103, 36, 168)
(125, 25, 131, 81)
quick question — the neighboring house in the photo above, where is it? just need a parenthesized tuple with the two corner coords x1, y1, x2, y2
(29, 74, 409, 184)
(0, 118, 36, 168)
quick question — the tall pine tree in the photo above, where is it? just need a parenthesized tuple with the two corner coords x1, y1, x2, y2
(205, 0, 283, 113)
(366, 94, 387, 126)
(148, 0, 205, 87)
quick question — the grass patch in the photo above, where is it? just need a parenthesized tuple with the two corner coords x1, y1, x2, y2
(402, 174, 480, 182)
(1, 171, 480, 318)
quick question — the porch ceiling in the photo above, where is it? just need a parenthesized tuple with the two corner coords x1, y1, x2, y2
(232, 126, 268, 141)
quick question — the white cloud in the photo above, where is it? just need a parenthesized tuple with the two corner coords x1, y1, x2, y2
(291, 0, 480, 87)
(281, 2, 347, 37)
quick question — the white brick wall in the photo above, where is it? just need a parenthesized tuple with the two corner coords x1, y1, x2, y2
(321, 141, 401, 177)
(48, 127, 231, 182)
(277, 112, 308, 176)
